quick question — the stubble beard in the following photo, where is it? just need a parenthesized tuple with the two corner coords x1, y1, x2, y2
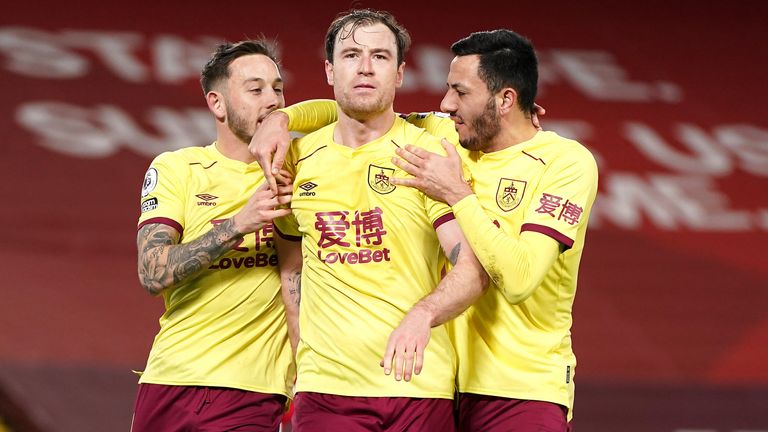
(459, 97, 501, 152)
(337, 90, 390, 120)
(226, 104, 255, 144)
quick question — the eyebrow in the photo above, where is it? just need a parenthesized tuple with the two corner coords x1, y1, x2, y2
(340, 46, 394, 56)
(243, 77, 284, 85)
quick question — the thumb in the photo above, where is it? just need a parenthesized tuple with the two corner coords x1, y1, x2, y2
(441, 138, 458, 157)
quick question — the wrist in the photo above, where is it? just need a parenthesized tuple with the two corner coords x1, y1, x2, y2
(229, 215, 248, 236)
(446, 186, 473, 207)
(410, 301, 438, 327)
(270, 110, 290, 127)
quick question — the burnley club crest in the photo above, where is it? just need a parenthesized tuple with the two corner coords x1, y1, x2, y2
(368, 165, 396, 194)
(496, 178, 527, 212)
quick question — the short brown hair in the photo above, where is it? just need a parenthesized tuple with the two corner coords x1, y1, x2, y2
(200, 39, 280, 93)
(325, 9, 411, 65)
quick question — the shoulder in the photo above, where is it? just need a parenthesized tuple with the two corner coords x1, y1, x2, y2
(151, 145, 210, 167)
(294, 123, 335, 151)
(535, 131, 597, 172)
(395, 118, 447, 155)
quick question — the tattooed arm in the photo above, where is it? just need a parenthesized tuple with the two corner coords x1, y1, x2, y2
(137, 182, 293, 295)
(137, 219, 245, 295)
(381, 218, 489, 381)
(275, 233, 303, 356)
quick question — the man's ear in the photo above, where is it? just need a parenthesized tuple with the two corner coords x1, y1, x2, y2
(325, 60, 334, 86)
(206, 90, 226, 121)
(395, 62, 405, 88)
(498, 88, 518, 115)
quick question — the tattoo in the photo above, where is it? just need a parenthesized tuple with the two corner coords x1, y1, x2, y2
(448, 242, 461, 266)
(137, 220, 244, 295)
(287, 271, 302, 305)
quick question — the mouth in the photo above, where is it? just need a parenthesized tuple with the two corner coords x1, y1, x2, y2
(354, 83, 376, 90)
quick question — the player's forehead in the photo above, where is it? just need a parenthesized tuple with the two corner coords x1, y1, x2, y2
(228, 54, 282, 85)
(335, 22, 396, 53)
(448, 55, 481, 80)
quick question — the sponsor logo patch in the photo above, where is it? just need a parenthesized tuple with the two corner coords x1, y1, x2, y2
(141, 168, 158, 197)
(368, 165, 396, 195)
(299, 181, 317, 196)
(496, 178, 527, 212)
(196, 193, 218, 206)
(141, 197, 158, 213)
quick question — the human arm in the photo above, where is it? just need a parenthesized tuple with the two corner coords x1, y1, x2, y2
(137, 182, 293, 295)
(275, 232, 302, 356)
(392, 140, 597, 304)
(249, 99, 337, 192)
(380, 219, 489, 381)
(389, 142, 561, 303)
(451, 196, 561, 304)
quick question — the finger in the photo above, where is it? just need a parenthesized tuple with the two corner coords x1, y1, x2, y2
(403, 346, 415, 382)
(263, 208, 292, 220)
(389, 176, 418, 188)
(441, 138, 458, 158)
(271, 139, 289, 178)
(391, 156, 420, 176)
(277, 184, 294, 196)
(402, 144, 434, 160)
(534, 103, 546, 117)
(531, 112, 541, 130)
(394, 346, 405, 381)
(381, 338, 396, 375)
(414, 343, 425, 376)
(275, 169, 293, 186)
(395, 146, 426, 167)
(276, 194, 292, 205)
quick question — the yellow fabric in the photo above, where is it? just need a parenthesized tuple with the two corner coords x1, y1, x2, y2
(137, 143, 294, 396)
(278, 103, 599, 417)
(450, 130, 598, 419)
(279, 99, 338, 134)
(275, 116, 457, 398)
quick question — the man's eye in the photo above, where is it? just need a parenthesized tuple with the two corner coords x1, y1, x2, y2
(250, 88, 262, 94)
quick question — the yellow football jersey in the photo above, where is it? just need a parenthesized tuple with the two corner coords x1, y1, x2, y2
(137, 143, 293, 396)
(451, 130, 598, 419)
(275, 116, 457, 399)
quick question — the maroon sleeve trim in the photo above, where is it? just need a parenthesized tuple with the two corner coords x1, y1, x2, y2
(274, 224, 302, 242)
(433, 212, 456, 230)
(137, 217, 183, 236)
(520, 223, 574, 250)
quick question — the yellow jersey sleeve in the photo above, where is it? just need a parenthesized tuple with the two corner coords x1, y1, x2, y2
(279, 99, 338, 134)
(138, 151, 188, 232)
(520, 145, 598, 248)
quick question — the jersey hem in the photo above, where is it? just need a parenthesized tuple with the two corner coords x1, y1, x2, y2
(296, 384, 453, 400)
(137, 377, 291, 398)
(458, 386, 571, 410)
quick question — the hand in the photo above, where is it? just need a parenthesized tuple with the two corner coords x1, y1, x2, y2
(248, 111, 291, 194)
(232, 181, 292, 234)
(532, 103, 546, 130)
(380, 307, 432, 382)
(390, 139, 472, 206)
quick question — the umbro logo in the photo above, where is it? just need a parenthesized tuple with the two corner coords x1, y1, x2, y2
(299, 182, 317, 197)
(195, 193, 218, 206)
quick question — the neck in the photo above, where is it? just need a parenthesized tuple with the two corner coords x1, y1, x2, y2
(485, 112, 539, 153)
(214, 126, 256, 164)
(333, 107, 396, 148)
